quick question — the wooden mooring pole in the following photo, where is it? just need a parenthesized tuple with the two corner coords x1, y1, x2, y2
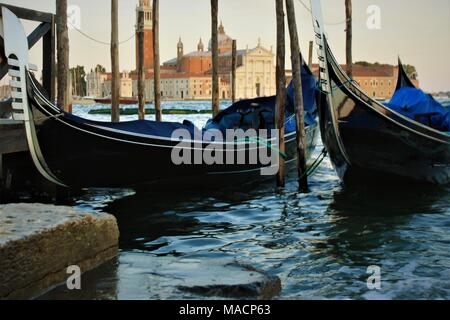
(211, 0, 220, 116)
(42, 14, 56, 102)
(137, 9, 145, 120)
(231, 39, 237, 103)
(275, 0, 286, 188)
(345, 0, 353, 78)
(308, 40, 313, 69)
(153, 0, 161, 122)
(56, 0, 69, 112)
(286, 0, 308, 192)
(111, 0, 120, 123)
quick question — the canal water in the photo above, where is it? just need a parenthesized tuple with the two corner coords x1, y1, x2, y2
(41, 101, 450, 300)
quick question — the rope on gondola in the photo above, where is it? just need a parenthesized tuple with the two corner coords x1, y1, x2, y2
(233, 137, 329, 179)
(233, 113, 297, 160)
(236, 136, 288, 160)
(296, 0, 346, 26)
(302, 148, 328, 178)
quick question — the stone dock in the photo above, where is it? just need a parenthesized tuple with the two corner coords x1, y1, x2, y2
(0, 203, 119, 300)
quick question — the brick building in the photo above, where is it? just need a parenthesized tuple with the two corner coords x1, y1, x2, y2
(310, 63, 419, 100)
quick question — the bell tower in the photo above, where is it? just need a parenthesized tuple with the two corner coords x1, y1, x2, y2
(135, 0, 154, 70)
(177, 37, 183, 72)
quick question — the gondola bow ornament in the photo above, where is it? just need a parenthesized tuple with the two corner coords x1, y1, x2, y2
(1, 7, 67, 186)
(309, 0, 450, 185)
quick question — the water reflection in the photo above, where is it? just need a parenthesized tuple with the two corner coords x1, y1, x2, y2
(41, 153, 450, 299)
(285, 184, 450, 299)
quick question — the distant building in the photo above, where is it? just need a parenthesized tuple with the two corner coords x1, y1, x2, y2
(130, 70, 230, 100)
(102, 71, 133, 98)
(311, 63, 419, 100)
(87, 70, 133, 98)
(86, 69, 107, 98)
(88, 1, 275, 101)
(233, 42, 275, 98)
(208, 22, 234, 54)
(159, 24, 275, 100)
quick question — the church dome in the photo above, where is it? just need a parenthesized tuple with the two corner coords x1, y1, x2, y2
(208, 22, 233, 53)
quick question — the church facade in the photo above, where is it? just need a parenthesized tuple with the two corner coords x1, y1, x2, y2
(156, 21, 275, 100)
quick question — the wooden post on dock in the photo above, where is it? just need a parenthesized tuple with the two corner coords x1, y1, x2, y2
(153, 0, 161, 122)
(111, 0, 120, 123)
(137, 9, 145, 120)
(275, 0, 286, 188)
(231, 39, 237, 103)
(345, 0, 353, 78)
(286, 0, 308, 192)
(42, 14, 56, 102)
(308, 40, 313, 69)
(211, 0, 220, 116)
(56, 0, 70, 112)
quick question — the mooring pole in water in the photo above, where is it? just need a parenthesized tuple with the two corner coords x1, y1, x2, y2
(66, 66, 73, 113)
(286, 0, 308, 192)
(211, 0, 220, 116)
(77, 67, 80, 97)
(43, 14, 56, 102)
(275, 0, 286, 188)
(153, 0, 162, 122)
(137, 8, 145, 120)
(70, 68, 75, 97)
(345, 0, 353, 78)
(231, 39, 237, 104)
(111, 0, 120, 123)
(308, 40, 313, 69)
(56, 0, 70, 112)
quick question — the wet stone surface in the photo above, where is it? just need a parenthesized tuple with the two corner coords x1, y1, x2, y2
(41, 253, 281, 300)
(0, 203, 119, 299)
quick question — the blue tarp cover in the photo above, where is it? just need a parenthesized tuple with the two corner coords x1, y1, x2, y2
(286, 63, 319, 127)
(64, 112, 201, 138)
(206, 63, 318, 134)
(386, 87, 450, 132)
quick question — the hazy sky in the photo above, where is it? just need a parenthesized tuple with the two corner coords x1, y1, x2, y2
(2, 0, 450, 92)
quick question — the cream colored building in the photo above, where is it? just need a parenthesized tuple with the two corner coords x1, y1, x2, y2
(101, 72, 134, 98)
(86, 69, 107, 98)
(233, 43, 276, 99)
(132, 74, 230, 101)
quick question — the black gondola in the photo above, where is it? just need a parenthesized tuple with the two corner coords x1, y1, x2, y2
(311, 0, 450, 186)
(1, 7, 320, 189)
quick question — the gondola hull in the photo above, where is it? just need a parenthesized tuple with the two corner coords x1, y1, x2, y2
(310, 0, 450, 186)
(318, 81, 450, 185)
(317, 44, 450, 186)
(28, 75, 319, 189)
(2, 6, 321, 190)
